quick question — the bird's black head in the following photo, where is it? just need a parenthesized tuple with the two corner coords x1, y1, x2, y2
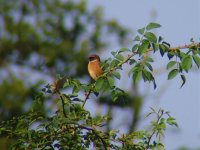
(89, 54, 100, 61)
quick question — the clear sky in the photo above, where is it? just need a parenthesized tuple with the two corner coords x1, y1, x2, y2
(87, 0, 200, 149)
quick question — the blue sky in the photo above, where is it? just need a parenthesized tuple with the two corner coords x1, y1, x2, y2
(87, 0, 200, 149)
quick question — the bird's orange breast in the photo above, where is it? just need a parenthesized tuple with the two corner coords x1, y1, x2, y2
(88, 60, 103, 80)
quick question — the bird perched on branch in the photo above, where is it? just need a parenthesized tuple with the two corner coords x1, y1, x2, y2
(88, 54, 103, 80)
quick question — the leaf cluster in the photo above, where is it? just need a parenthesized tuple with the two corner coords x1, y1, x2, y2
(1, 21, 200, 149)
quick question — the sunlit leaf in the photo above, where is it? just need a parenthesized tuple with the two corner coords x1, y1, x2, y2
(95, 77, 104, 91)
(112, 71, 121, 80)
(134, 35, 140, 41)
(152, 43, 159, 52)
(146, 22, 161, 31)
(144, 32, 157, 43)
(166, 61, 176, 70)
(132, 44, 139, 52)
(167, 117, 178, 127)
(159, 44, 168, 57)
(167, 51, 175, 60)
(118, 47, 130, 53)
(133, 71, 142, 86)
(181, 55, 192, 71)
(168, 69, 178, 80)
(192, 55, 200, 68)
(138, 40, 150, 55)
(115, 54, 124, 61)
(137, 27, 145, 35)
(107, 76, 115, 88)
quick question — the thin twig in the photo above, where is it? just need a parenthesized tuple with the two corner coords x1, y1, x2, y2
(57, 91, 67, 118)
(82, 83, 96, 107)
(145, 109, 164, 150)
(82, 88, 92, 107)
(145, 130, 156, 150)
(61, 123, 108, 149)
(77, 125, 108, 150)
(108, 42, 200, 75)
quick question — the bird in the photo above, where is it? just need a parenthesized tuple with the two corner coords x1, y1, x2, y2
(88, 54, 103, 80)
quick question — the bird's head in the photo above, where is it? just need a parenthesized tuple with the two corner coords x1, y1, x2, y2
(88, 54, 101, 62)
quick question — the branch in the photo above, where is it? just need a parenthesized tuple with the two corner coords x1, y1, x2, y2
(57, 91, 67, 118)
(107, 42, 200, 75)
(145, 109, 164, 150)
(77, 124, 108, 150)
(83, 43, 199, 107)
(62, 123, 108, 149)
(82, 89, 92, 107)
(82, 83, 96, 107)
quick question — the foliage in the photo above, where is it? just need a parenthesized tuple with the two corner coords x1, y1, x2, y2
(1, 19, 200, 149)
(0, 99, 177, 150)
(0, 0, 200, 149)
(0, 0, 131, 149)
(0, 0, 129, 122)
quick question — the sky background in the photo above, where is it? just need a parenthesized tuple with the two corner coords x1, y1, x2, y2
(87, 0, 200, 149)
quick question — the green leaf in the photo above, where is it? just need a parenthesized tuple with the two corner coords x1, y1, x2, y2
(167, 51, 175, 60)
(107, 76, 115, 87)
(128, 67, 138, 77)
(115, 54, 124, 61)
(141, 69, 156, 88)
(180, 74, 186, 88)
(133, 71, 142, 86)
(137, 27, 145, 35)
(181, 55, 192, 71)
(72, 85, 81, 93)
(110, 59, 120, 68)
(144, 32, 157, 43)
(146, 63, 153, 71)
(192, 55, 200, 68)
(166, 61, 176, 70)
(142, 70, 152, 81)
(111, 90, 118, 101)
(159, 44, 168, 57)
(134, 35, 140, 41)
(118, 47, 130, 53)
(132, 44, 139, 52)
(112, 71, 121, 80)
(111, 51, 117, 57)
(138, 40, 150, 55)
(168, 69, 178, 80)
(162, 41, 170, 47)
(179, 52, 187, 60)
(152, 43, 159, 52)
(95, 77, 104, 91)
(129, 59, 136, 65)
(146, 57, 154, 62)
(167, 117, 178, 127)
(146, 22, 161, 31)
